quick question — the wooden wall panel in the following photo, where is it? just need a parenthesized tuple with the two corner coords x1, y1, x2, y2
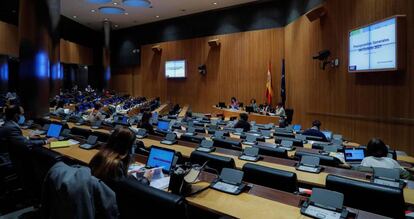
(111, 28, 285, 113)
(284, 0, 414, 155)
(60, 39, 93, 65)
(0, 21, 18, 57)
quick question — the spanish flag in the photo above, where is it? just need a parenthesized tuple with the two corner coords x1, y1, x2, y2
(265, 62, 273, 105)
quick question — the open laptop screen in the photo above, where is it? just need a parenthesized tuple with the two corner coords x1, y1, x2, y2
(47, 123, 63, 138)
(146, 146, 175, 172)
(344, 149, 365, 162)
(157, 120, 170, 131)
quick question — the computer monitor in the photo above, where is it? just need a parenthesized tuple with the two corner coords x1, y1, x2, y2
(146, 146, 175, 172)
(46, 123, 63, 138)
(245, 106, 254, 113)
(157, 120, 170, 131)
(292, 124, 301, 132)
(344, 148, 365, 162)
(322, 131, 333, 141)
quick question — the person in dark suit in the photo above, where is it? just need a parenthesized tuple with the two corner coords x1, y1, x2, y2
(234, 113, 251, 132)
(138, 111, 154, 134)
(0, 105, 54, 148)
(301, 120, 327, 141)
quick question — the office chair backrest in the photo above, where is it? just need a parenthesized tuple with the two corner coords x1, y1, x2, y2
(213, 138, 242, 151)
(285, 109, 294, 124)
(31, 147, 63, 197)
(294, 151, 341, 167)
(112, 177, 186, 219)
(255, 145, 288, 159)
(242, 163, 297, 193)
(190, 151, 235, 173)
(326, 174, 405, 219)
(70, 127, 92, 139)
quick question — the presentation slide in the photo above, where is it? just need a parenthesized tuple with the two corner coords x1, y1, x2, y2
(349, 18, 396, 72)
(165, 60, 186, 78)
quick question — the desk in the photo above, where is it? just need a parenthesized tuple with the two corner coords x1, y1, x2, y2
(152, 103, 170, 115)
(32, 121, 414, 205)
(34, 135, 388, 219)
(212, 106, 280, 124)
(178, 104, 190, 118)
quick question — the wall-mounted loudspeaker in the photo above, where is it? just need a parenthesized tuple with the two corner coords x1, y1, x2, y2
(198, 64, 207, 75)
(208, 39, 220, 47)
(152, 45, 162, 52)
(305, 5, 327, 22)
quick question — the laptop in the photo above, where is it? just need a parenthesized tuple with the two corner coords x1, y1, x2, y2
(146, 146, 176, 173)
(91, 120, 103, 129)
(292, 124, 302, 132)
(233, 128, 244, 136)
(322, 131, 333, 141)
(80, 135, 99, 150)
(279, 140, 294, 151)
(46, 123, 63, 139)
(135, 128, 148, 139)
(185, 127, 196, 136)
(156, 120, 170, 132)
(344, 148, 365, 165)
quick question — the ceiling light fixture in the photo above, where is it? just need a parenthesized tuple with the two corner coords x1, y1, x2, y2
(86, 0, 112, 3)
(113, 2, 118, 5)
(122, 0, 151, 8)
(91, 9, 96, 12)
(124, 12, 129, 15)
(99, 6, 126, 14)
(155, 15, 160, 18)
(213, 2, 217, 5)
(104, 18, 109, 21)
(73, 15, 77, 18)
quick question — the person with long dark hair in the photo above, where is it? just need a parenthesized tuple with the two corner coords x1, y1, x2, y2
(89, 127, 153, 184)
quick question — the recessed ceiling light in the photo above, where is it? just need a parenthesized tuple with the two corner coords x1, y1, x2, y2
(91, 9, 96, 12)
(114, 24, 119, 28)
(99, 6, 125, 14)
(213, 2, 217, 5)
(122, 0, 151, 8)
(73, 15, 77, 18)
(113, 2, 118, 5)
(104, 18, 109, 21)
(155, 15, 160, 18)
(124, 12, 129, 15)
(86, 0, 111, 3)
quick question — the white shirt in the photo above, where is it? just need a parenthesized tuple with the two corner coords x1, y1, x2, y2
(361, 156, 402, 169)
(275, 107, 286, 117)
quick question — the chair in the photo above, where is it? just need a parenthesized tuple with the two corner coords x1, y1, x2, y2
(285, 109, 294, 124)
(111, 177, 187, 218)
(275, 136, 304, 147)
(242, 163, 297, 193)
(213, 138, 242, 151)
(254, 145, 288, 159)
(294, 151, 341, 167)
(31, 147, 63, 198)
(326, 174, 405, 219)
(70, 127, 92, 139)
(190, 151, 235, 173)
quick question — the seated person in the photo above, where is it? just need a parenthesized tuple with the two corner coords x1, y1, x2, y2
(87, 102, 106, 122)
(301, 120, 327, 141)
(138, 111, 154, 134)
(89, 126, 153, 184)
(234, 113, 251, 132)
(360, 138, 411, 179)
(274, 102, 286, 117)
(249, 99, 259, 112)
(0, 105, 55, 148)
(260, 103, 272, 114)
(230, 97, 239, 110)
(54, 100, 68, 115)
(183, 111, 193, 123)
